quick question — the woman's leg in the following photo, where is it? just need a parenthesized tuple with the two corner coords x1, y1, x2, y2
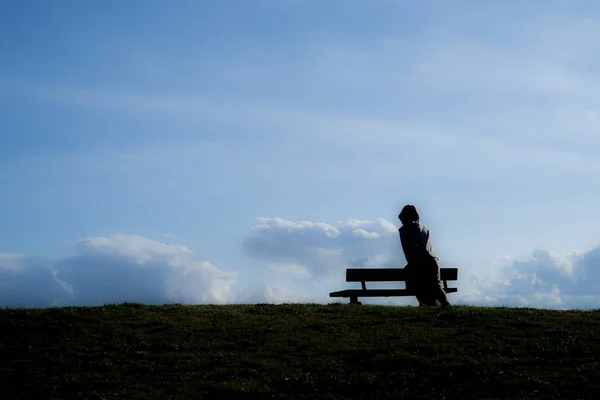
(428, 258, 451, 306)
(405, 264, 424, 305)
(432, 283, 450, 306)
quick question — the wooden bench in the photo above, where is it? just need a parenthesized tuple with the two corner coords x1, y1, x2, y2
(329, 267, 458, 304)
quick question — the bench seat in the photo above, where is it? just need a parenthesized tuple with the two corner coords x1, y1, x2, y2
(329, 287, 458, 298)
(328, 267, 459, 304)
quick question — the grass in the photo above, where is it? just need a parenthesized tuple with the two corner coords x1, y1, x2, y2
(1, 303, 599, 399)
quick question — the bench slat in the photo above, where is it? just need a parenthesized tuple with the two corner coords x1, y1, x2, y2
(346, 267, 458, 282)
(329, 287, 458, 298)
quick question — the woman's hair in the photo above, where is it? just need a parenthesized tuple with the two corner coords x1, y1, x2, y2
(398, 205, 420, 225)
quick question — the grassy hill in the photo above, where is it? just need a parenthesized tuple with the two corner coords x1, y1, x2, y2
(1, 303, 599, 399)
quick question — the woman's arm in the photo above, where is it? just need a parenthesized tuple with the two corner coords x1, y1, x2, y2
(399, 226, 418, 265)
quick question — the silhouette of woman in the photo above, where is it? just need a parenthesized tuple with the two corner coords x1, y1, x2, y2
(398, 205, 451, 307)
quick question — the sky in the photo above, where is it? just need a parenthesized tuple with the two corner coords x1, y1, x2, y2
(1, 0, 600, 309)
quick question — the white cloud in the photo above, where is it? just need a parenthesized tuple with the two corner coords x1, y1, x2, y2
(269, 263, 312, 279)
(0, 253, 72, 308)
(430, 247, 600, 309)
(0, 234, 237, 308)
(234, 282, 313, 304)
(0, 254, 28, 271)
(243, 217, 403, 280)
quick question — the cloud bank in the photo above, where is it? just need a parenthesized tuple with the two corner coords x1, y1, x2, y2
(465, 247, 600, 309)
(0, 234, 236, 308)
(2, 220, 600, 309)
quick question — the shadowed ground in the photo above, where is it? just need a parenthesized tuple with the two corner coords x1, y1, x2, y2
(1, 303, 599, 399)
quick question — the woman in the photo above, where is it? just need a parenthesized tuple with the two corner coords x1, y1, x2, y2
(398, 205, 451, 307)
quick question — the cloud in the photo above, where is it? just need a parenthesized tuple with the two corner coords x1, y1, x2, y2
(0, 254, 72, 308)
(234, 282, 309, 304)
(0, 234, 237, 308)
(269, 263, 312, 279)
(475, 246, 600, 308)
(243, 217, 402, 281)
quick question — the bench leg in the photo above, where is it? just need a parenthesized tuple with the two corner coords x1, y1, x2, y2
(349, 296, 362, 305)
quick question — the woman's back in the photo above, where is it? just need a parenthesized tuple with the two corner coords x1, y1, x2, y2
(398, 220, 438, 265)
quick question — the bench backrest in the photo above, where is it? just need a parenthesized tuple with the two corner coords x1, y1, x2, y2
(346, 268, 458, 282)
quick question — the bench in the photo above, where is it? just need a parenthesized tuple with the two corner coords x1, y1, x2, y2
(329, 267, 458, 304)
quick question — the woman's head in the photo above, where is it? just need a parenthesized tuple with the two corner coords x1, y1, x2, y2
(398, 205, 420, 225)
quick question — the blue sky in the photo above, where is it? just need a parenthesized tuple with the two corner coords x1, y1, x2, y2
(2, 1, 600, 308)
